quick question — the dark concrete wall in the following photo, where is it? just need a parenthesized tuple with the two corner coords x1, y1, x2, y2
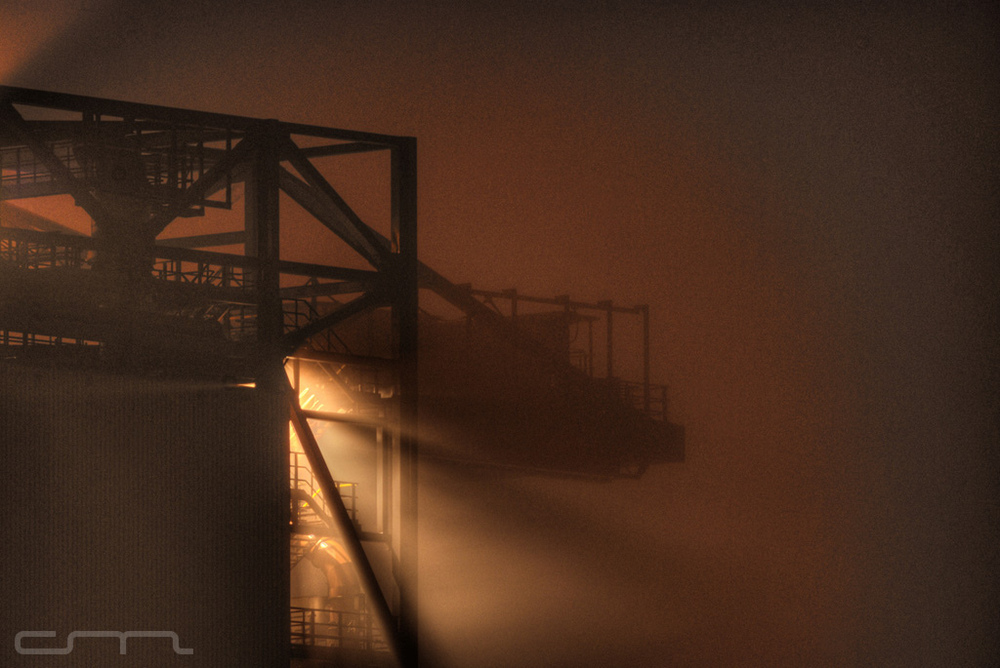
(0, 364, 288, 667)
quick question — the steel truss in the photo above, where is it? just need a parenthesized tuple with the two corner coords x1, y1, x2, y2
(1, 86, 683, 667)
(0, 86, 418, 667)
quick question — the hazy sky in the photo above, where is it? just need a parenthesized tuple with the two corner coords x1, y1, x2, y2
(3, 2, 997, 665)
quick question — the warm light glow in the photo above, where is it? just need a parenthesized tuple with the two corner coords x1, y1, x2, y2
(297, 387, 327, 413)
(288, 367, 356, 418)
(315, 539, 350, 565)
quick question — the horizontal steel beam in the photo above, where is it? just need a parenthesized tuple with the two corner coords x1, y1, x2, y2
(277, 258, 380, 282)
(0, 120, 236, 149)
(300, 408, 385, 429)
(470, 288, 646, 315)
(287, 349, 398, 371)
(280, 280, 370, 299)
(0, 181, 72, 200)
(295, 142, 389, 158)
(156, 231, 246, 248)
(0, 225, 98, 249)
(0, 86, 410, 146)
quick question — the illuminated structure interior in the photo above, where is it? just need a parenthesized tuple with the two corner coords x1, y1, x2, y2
(0, 87, 682, 667)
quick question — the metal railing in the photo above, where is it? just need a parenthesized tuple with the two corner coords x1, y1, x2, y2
(610, 378, 668, 422)
(282, 297, 353, 355)
(0, 330, 100, 348)
(289, 437, 358, 526)
(0, 233, 91, 270)
(1, 123, 234, 209)
(0, 140, 84, 194)
(152, 257, 248, 289)
(289, 603, 386, 653)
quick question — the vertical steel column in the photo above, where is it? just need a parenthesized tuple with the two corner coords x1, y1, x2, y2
(243, 119, 290, 664)
(245, 121, 283, 387)
(391, 136, 418, 667)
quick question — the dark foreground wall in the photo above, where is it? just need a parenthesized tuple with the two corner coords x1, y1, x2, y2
(0, 364, 288, 667)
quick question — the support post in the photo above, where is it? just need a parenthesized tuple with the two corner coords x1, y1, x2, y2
(243, 119, 289, 663)
(245, 121, 283, 387)
(391, 136, 418, 667)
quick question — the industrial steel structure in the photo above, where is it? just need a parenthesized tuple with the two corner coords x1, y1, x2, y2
(0, 87, 682, 667)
